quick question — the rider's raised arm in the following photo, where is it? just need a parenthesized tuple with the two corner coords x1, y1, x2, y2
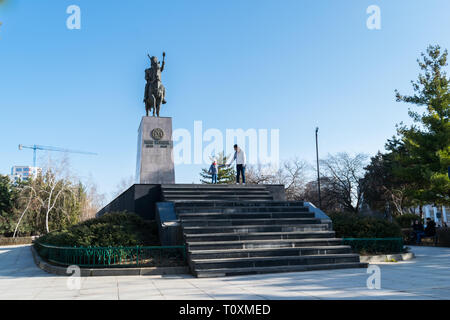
(161, 52, 166, 72)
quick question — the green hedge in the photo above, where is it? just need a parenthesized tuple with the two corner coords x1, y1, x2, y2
(37, 212, 159, 247)
(437, 228, 450, 247)
(328, 212, 403, 254)
(395, 214, 420, 228)
(328, 212, 402, 238)
(342, 238, 404, 254)
(401, 228, 414, 244)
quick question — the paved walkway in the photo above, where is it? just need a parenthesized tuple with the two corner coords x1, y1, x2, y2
(1, 245, 450, 300)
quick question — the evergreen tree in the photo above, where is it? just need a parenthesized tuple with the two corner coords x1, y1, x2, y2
(0, 175, 17, 236)
(362, 151, 413, 215)
(390, 45, 450, 206)
(200, 152, 236, 184)
(0, 175, 14, 216)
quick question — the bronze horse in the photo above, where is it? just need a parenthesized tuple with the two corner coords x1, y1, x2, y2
(144, 52, 166, 117)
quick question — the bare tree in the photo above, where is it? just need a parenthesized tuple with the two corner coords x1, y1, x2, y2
(12, 156, 103, 235)
(246, 158, 308, 200)
(384, 186, 408, 215)
(111, 175, 135, 199)
(320, 152, 368, 213)
(12, 170, 71, 234)
(301, 177, 342, 212)
(277, 159, 308, 200)
(245, 163, 277, 185)
(361, 151, 413, 216)
(13, 186, 37, 238)
(81, 182, 105, 221)
(40, 158, 73, 233)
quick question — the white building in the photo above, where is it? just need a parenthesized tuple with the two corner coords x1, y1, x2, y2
(9, 166, 41, 182)
(423, 204, 449, 226)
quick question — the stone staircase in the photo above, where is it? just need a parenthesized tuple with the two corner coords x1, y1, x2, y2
(161, 184, 367, 278)
(162, 184, 273, 202)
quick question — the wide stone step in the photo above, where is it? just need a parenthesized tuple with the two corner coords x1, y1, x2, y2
(181, 217, 321, 227)
(194, 262, 368, 278)
(163, 190, 271, 195)
(178, 212, 315, 220)
(182, 224, 330, 234)
(184, 231, 336, 242)
(187, 238, 343, 250)
(174, 200, 304, 207)
(188, 245, 353, 259)
(162, 184, 268, 190)
(176, 206, 309, 214)
(192, 253, 361, 270)
(165, 195, 273, 200)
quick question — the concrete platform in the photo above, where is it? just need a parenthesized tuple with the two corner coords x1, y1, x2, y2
(1, 244, 450, 300)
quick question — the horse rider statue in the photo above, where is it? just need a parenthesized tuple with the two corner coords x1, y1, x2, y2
(143, 52, 167, 117)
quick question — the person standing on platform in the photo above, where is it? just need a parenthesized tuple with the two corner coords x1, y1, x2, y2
(208, 160, 219, 184)
(227, 144, 246, 184)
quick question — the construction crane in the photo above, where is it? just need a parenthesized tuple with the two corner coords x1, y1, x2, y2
(18, 144, 97, 167)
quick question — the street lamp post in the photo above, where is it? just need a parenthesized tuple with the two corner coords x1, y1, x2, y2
(315, 127, 322, 209)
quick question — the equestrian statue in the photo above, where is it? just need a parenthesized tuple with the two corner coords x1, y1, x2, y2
(143, 52, 167, 117)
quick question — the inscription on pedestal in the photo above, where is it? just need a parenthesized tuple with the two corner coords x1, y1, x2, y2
(144, 140, 173, 148)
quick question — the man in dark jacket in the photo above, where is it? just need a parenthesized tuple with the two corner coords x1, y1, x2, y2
(412, 220, 425, 244)
(425, 218, 436, 237)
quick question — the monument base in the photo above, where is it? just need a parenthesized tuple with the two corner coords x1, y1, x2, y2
(136, 117, 175, 184)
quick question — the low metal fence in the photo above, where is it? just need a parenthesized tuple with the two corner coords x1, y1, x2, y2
(34, 242, 187, 268)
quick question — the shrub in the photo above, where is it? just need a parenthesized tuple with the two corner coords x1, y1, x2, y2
(342, 238, 404, 254)
(328, 212, 403, 254)
(437, 227, 450, 247)
(37, 212, 159, 247)
(328, 212, 402, 238)
(401, 228, 414, 245)
(395, 213, 420, 228)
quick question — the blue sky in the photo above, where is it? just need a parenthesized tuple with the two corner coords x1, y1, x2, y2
(1, 0, 450, 201)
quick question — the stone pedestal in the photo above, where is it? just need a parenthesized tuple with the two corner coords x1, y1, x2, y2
(136, 117, 175, 184)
